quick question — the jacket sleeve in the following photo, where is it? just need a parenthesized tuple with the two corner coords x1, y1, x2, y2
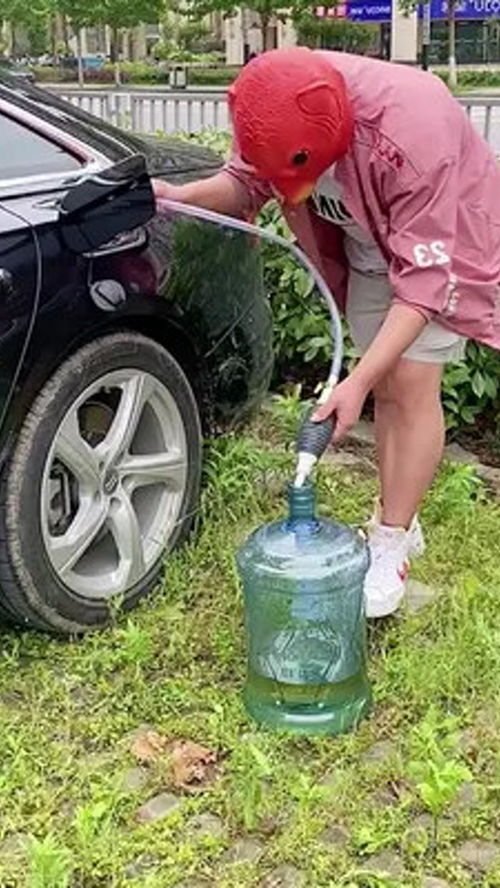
(222, 139, 273, 221)
(385, 156, 459, 320)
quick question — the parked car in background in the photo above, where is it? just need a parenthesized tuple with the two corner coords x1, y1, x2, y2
(0, 73, 273, 634)
(0, 58, 35, 83)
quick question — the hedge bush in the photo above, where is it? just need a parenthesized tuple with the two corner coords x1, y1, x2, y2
(188, 66, 239, 86)
(33, 62, 500, 91)
(34, 66, 109, 83)
(435, 67, 500, 89)
(183, 130, 500, 432)
(33, 62, 170, 85)
(33, 62, 238, 87)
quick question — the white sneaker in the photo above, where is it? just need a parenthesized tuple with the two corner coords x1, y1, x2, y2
(368, 502, 425, 559)
(364, 524, 410, 619)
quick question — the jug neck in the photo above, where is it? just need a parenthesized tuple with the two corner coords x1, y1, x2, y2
(287, 482, 318, 530)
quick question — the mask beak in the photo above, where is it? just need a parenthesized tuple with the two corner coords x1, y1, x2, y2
(290, 183, 315, 205)
(275, 181, 315, 206)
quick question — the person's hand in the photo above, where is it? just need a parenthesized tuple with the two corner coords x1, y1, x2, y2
(151, 178, 183, 203)
(312, 375, 368, 443)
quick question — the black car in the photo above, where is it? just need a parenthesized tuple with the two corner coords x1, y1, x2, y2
(0, 74, 273, 634)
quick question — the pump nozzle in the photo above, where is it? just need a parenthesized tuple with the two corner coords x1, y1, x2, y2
(294, 400, 336, 487)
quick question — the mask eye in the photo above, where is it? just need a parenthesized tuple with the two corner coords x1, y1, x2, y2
(292, 150, 309, 167)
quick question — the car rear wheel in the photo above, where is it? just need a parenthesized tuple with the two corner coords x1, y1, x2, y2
(0, 332, 202, 634)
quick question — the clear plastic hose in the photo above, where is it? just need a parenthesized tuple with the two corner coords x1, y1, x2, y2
(157, 199, 343, 386)
(157, 198, 343, 484)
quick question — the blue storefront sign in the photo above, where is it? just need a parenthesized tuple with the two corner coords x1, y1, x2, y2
(419, 0, 500, 18)
(316, 0, 500, 21)
(315, 1, 392, 21)
(348, 1, 392, 21)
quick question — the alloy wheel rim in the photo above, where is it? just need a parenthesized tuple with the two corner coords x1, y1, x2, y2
(40, 369, 188, 600)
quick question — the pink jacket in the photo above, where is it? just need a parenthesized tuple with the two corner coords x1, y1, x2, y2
(224, 51, 500, 350)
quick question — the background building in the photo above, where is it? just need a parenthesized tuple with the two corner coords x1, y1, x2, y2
(224, 1, 500, 67)
(222, 3, 418, 66)
(224, 9, 297, 65)
(313, 0, 500, 64)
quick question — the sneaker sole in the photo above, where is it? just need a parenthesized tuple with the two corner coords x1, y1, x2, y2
(365, 585, 406, 619)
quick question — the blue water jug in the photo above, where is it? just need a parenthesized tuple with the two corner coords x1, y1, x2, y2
(237, 482, 372, 735)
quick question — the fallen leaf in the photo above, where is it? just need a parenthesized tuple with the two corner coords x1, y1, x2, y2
(171, 740, 218, 791)
(131, 730, 168, 763)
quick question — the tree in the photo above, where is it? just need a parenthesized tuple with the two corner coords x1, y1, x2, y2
(93, 0, 163, 83)
(1, 0, 163, 83)
(295, 9, 375, 54)
(56, 0, 96, 85)
(178, 0, 307, 52)
(57, 0, 161, 85)
(177, 20, 211, 52)
(447, 0, 457, 88)
(0, 0, 54, 56)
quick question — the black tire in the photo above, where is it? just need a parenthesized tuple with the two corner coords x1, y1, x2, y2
(0, 332, 202, 634)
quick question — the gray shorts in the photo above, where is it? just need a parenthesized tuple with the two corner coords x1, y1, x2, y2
(345, 270, 466, 364)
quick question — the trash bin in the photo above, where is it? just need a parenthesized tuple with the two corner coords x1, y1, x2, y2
(169, 65, 188, 89)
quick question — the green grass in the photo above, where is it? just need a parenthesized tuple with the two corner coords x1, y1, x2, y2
(0, 403, 499, 887)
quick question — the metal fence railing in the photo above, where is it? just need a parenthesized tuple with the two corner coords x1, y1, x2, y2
(55, 88, 230, 135)
(50, 87, 500, 154)
(458, 96, 500, 148)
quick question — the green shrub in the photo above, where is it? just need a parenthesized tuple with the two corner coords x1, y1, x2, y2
(435, 67, 500, 89)
(33, 60, 233, 86)
(119, 61, 168, 83)
(295, 11, 378, 55)
(442, 340, 500, 429)
(153, 48, 222, 64)
(176, 128, 231, 157)
(189, 66, 239, 86)
(33, 64, 138, 84)
(34, 59, 500, 92)
(33, 65, 74, 83)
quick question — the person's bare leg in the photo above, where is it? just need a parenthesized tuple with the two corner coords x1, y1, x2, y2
(373, 358, 445, 528)
(374, 393, 392, 514)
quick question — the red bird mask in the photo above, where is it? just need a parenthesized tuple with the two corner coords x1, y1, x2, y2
(228, 47, 354, 205)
